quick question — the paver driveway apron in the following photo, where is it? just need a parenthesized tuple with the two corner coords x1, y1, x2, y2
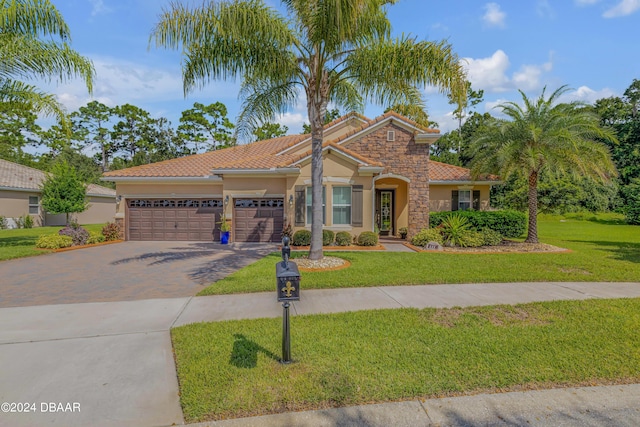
(0, 241, 276, 308)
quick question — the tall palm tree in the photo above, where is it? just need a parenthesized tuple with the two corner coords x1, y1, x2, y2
(469, 86, 618, 243)
(151, 0, 466, 259)
(0, 0, 94, 121)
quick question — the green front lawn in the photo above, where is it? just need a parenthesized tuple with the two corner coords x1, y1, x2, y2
(0, 224, 106, 261)
(172, 298, 640, 422)
(199, 214, 640, 295)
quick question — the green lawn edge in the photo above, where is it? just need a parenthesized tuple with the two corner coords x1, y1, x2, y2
(199, 215, 640, 296)
(172, 298, 640, 422)
(0, 224, 106, 261)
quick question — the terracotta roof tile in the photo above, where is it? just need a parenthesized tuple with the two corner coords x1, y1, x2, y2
(102, 113, 479, 180)
(0, 159, 115, 196)
(429, 161, 500, 182)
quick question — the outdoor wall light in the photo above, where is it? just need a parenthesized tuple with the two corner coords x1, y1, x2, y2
(116, 195, 122, 203)
(289, 194, 294, 207)
(224, 195, 230, 205)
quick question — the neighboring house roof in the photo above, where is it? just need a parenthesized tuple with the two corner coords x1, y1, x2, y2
(101, 112, 497, 184)
(0, 159, 116, 197)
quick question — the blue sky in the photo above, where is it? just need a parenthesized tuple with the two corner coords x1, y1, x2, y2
(40, 0, 640, 136)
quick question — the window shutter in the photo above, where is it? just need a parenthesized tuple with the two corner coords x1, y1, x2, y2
(351, 185, 363, 227)
(294, 186, 305, 226)
(473, 190, 480, 210)
(452, 190, 459, 211)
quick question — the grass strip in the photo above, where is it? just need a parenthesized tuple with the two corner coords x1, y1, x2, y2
(0, 224, 106, 261)
(198, 215, 640, 295)
(172, 298, 640, 422)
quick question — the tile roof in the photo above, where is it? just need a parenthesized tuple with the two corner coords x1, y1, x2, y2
(0, 159, 116, 196)
(102, 112, 496, 183)
(429, 161, 500, 182)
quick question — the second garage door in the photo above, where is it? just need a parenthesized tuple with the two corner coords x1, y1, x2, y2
(233, 199, 284, 243)
(128, 199, 223, 241)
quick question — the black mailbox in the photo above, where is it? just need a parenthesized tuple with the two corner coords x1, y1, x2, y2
(276, 261, 300, 301)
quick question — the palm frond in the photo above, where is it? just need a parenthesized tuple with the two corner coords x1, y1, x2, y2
(0, 34, 94, 91)
(0, 78, 67, 122)
(236, 77, 301, 141)
(345, 35, 465, 107)
(0, 0, 70, 40)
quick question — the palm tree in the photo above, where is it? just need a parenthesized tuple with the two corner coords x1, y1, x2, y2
(0, 0, 94, 121)
(151, 0, 466, 259)
(469, 86, 617, 243)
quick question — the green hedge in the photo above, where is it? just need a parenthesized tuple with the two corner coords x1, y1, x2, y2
(292, 230, 311, 246)
(322, 229, 335, 246)
(430, 210, 526, 238)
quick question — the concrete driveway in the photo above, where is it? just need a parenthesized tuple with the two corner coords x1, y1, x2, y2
(0, 241, 276, 308)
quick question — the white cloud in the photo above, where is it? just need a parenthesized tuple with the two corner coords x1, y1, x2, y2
(44, 56, 240, 116)
(512, 57, 553, 91)
(89, 0, 111, 17)
(463, 50, 511, 92)
(277, 112, 306, 133)
(559, 86, 617, 104)
(603, 0, 640, 17)
(536, 0, 555, 18)
(462, 50, 554, 93)
(482, 3, 507, 28)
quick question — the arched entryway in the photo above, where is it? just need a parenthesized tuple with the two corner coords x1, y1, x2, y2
(373, 174, 409, 237)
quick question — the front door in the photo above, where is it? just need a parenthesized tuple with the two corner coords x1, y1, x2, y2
(377, 190, 394, 236)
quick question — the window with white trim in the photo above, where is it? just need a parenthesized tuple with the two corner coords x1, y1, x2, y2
(28, 196, 39, 214)
(458, 190, 471, 211)
(332, 186, 352, 225)
(306, 186, 325, 224)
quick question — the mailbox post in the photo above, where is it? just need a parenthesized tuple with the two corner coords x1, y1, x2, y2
(276, 236, 300, 363)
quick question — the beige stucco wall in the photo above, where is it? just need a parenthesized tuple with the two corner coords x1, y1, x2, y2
(429, 184, 492, 212)
(0, 190, 43, 226)
(290, 153, 374, 236)
(1, 190, 115, 227)
(113, 182, 225, 216)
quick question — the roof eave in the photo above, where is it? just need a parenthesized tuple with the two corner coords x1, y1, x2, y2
(211, 168, 300, 177)
(102, 176, 224, 183)
(429, 180, 503, 185)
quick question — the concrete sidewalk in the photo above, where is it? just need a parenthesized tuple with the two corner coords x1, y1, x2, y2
(1, 281, 640, 426)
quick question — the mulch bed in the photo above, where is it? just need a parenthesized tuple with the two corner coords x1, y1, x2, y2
(405, 240, 569, 254)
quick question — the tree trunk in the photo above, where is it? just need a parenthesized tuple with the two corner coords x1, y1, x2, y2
(525, 170, 539, 243)
(306, 68, 329, 261)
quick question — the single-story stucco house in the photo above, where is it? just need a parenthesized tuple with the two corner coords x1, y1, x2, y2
(103, 112, 499, 242)
(0, 159, 116, 228)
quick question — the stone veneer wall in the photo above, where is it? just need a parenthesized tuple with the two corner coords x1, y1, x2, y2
(345, 123, 430, 237)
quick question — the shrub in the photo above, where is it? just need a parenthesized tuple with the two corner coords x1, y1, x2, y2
(0, 216, 7, 229)
(440, 214, 472, 247)
(460, 230, 484, 248)
(22, 214, 34, 229)
(623, 181, 640, 225)
(292, 229, 311, 246)
(322, 229, 335, 246)
(59, 224, 89, 246)
(87, 231, 106, 244)
(480, 228, 503, 246)
(281, 222, 293, 239)
(14, 215, 24, 229)
(411, 228, 443, 247)
(102, 222, 121, 241)
(335, 231, 351, 246)
(398, 227, 408, 238)
(430, 210, 526, 238)
(36, 234, 73, 249)
(357, 231, 378, 246)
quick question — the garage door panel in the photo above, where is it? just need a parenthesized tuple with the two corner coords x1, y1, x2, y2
(127, 199, 222, 241)
(233, 199, 283, 243)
